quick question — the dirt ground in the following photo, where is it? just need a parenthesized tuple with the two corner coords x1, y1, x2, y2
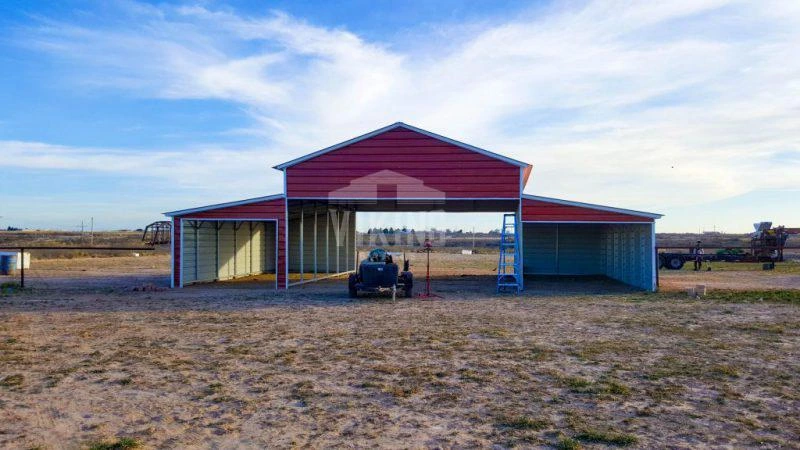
(0, 256, 799, 449)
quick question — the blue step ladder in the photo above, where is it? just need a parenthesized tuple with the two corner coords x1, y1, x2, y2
(497, 213, 521, 293)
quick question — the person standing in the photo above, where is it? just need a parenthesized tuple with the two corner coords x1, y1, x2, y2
(693, 240, 704, 271)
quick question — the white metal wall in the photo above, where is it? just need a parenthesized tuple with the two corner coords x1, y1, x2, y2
(287, 207, 355, 278)
(181, 220, 277, 285)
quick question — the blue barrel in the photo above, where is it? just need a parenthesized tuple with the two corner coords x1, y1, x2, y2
(0, 254, 16, 275)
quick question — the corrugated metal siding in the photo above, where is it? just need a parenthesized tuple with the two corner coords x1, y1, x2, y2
(288, 207, 354, 275)
(180, 220, 277, 284)
(523, 222, 654, 289)
(522, 199, 654, 223)
(286, 127, 520, 199)
(604, 224, 653, 290)
(250, 222, 264, 275)
(173, 218, 181, 287)
(217, 222, 235, 280)
(522, 224, 605, 275)
(197, 223, 217, 281)
(558, 224, 605, 274)
(522, 224, 557, 274)
(263, 221, 276, 272)
(181, 223, 197, 283)
(176, 197, 285, 288)
(288, 216, 301, 272)
(234, 223, 250, 277)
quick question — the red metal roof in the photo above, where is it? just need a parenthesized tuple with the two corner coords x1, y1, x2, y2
(522, 195, 661, 223)
(280, 124, 531, 199)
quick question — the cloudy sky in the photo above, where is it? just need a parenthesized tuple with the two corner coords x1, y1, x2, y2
(0, 0, 798, 232)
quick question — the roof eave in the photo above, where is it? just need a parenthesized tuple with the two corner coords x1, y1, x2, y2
(163, 193, 285, 217)
(522, 194, 663, 219)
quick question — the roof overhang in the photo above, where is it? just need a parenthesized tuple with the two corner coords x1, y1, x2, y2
(163, 194, 285, 217)
(273, 122, 532, 171)
(522, 194, 663, 220)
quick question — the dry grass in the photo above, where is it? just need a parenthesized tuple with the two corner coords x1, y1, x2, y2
(0, 278, 798, 449)
(0, 253, 798, 448)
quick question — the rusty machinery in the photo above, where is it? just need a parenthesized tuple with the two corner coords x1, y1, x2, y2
(142, 221, 172, 246)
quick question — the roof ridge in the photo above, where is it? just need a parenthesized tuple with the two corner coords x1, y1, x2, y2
(273, 122, 531, 170)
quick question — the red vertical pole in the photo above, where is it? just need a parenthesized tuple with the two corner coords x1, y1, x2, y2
(426, 248, 431, 296)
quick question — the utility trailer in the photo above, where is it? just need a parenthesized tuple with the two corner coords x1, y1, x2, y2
(659, 222, 798, 270)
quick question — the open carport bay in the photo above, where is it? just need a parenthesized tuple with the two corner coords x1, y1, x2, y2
(180, 220, 278, 287)
(523, 222, 655, 290)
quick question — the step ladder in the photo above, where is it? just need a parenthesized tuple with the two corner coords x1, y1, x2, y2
(497, 213, 521, 293)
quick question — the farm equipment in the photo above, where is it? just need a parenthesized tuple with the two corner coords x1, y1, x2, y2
(659, 222, 798, 270)
(142, 221, 171, 246)
(348, 248, 413, 299)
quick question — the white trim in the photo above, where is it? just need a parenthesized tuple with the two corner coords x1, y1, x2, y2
(273, 122, 531, 170)
(164, 194, 285, 217)
(522, 220, 654, 224)
(179, 219, 184, 288)
(651, 222, 657, 292)
(283, 169, 289, 290)
(170, 218, 175, 288)
(286, 197, 522, 201)
(522, 194, 663, 219)
(176, 218, 280, 222)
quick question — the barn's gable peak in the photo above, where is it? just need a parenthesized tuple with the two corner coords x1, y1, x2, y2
(273, 122, 531, 170)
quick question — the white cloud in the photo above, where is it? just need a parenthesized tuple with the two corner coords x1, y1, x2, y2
(9, 0, 800, 229)
(0, 140, 284, 196)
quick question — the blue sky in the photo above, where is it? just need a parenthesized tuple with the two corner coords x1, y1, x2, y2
(0, 0, 798, 232)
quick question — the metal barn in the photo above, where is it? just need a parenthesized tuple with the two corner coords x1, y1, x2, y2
(165, 122, 661, 291)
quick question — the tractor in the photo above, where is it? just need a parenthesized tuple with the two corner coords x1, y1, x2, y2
(348, 248, 413, 299)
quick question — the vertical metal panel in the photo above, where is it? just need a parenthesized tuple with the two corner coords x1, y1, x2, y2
(313, 203, 318, 278)
(651, 222, 657, 291)
(250, 221, 263, 275)
(182, 221, 197, 283)
(522, 223, 557, 274)
(602, 224, 653, 290)
(170, 218, 176, 288)
(522, 223, 605, 275)
(325, 210, 330, 273)
(557, 224, 605, 275)
(196, 222, 217, 281)
(288, 217, 301, 272)
(235, 221, 250, 277)
(217, 222, 235, 280)
(263, 221, 276, 272)
(299, 204, 304, 281)
(179, 219, 184, 288)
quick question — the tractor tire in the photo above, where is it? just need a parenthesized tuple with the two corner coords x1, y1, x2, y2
(667, 256, 685, 270)
(348, 274, 358, 298)
(400, 272, 413, 297)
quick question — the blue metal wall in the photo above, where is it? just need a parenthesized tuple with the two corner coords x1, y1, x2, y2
(603, 224, 654, 291)
(523, 222, 655, 290)
(522, 223, 605, 275)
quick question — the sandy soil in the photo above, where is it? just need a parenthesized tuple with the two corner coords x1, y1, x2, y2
(659, 269, 800, 291)
(0, 256, 798, 449)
